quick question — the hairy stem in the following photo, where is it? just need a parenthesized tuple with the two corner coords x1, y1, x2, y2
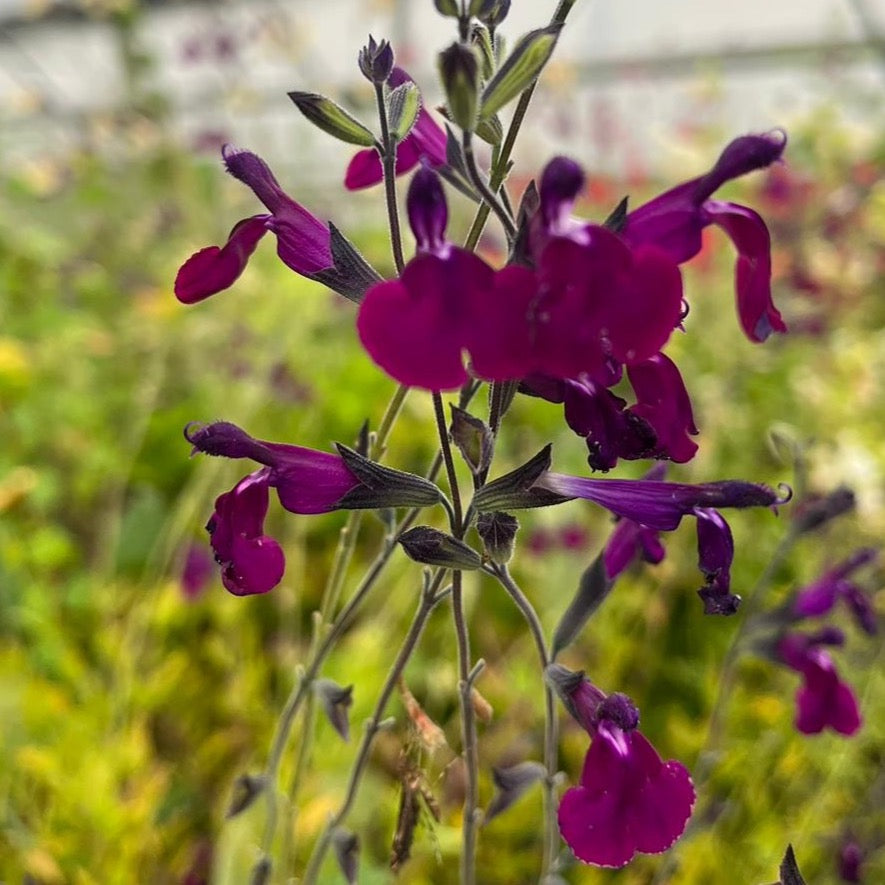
(490, 565, 559, 879)
(301, 570, 447, 883)
(375, 83, 406, 274)
(463, 130, 517, 243)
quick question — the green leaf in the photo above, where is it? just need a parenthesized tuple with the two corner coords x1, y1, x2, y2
(551, 554, 613, 658)
(387, 82, 421, 143)
(287, 91, 376, 146)
(479, 24, 562, 121)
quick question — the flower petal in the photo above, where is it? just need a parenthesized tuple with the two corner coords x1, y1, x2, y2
(358, 250, 493, 389)
(175, 215, 269, 303)
(345, 148, 384, 190)
(704, 201, 786, 342)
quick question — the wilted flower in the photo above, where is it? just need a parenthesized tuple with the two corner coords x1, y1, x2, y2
(187, 421, 441, 594)
(547, 666, 695, 868)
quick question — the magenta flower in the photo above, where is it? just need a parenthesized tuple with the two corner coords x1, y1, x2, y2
(344, 68, 447, 191)
(186, 421, 362, 514)
(627, 354, 698, 464)
(548, 667, 695, 868)
(357, 165, 496, 390)
(792, 548, 878, 635)
(207, 469, 285, 596)
(622, 131, 788, 342)
(175, 146, 334, 303)
(778, 632, 862, 736)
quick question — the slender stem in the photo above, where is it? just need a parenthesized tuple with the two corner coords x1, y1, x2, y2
(432, 391, 463, 534)
(301, 570, 446, 884)
(451, 569, 480, 885)
(375, 83, 406, 275)
(463, 0, 581, 252)
(463, 130, 517, 243)
(490, 565, 559, 879)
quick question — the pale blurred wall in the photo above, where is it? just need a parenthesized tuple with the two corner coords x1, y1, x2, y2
(1, 0, 882, 198)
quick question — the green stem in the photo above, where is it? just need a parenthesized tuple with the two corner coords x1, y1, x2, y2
(490, 565, 559, 880)
(301, 570, 447, 884)
(463, 0, 581, 252)
(452, 569, 480, 885)
(463, 130, 517, 243)
(375, 84, 406, 274)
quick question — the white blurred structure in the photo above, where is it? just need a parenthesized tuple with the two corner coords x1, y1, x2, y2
(1, 0, 883, 193)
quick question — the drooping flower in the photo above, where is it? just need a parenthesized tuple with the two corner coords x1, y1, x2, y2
(622, 131, 788, 342)
(537, 471, 787, 531)
(186, 421, 442, 594)
(777, 632, 862, 736)
(547, 666, 695, 868)
(206, 469, 285, 596)
(175, 146, 334, 303)
(695, 507, 740, 614)
(344, 68, 447, 191)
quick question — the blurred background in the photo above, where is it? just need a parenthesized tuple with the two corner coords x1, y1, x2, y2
(1, 0, 884, 882)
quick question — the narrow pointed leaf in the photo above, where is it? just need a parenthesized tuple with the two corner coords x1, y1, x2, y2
(603, 195, 629, 234)
(780, 845, 808, 885)
(551, 554, 612, 658)
(288, 91, 376, 146)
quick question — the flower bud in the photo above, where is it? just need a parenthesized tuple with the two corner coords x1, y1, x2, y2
(438, 42, 481, 131)
(476, 511, 519, 564)
(315, 679, 354, 741)
(399, 526, 483, 571)
(358, 35, 394, 84)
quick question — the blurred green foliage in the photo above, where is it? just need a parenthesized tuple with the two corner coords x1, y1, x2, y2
(0, 106, 883, 885)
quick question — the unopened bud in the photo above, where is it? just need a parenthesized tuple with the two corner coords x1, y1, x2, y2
(438, 42, 481, 131)
(315, 679, 354, 741)
(476, 511, 519, 564)
(471, 686, 494, 724)
(358, 35, 394, 84)
(399, 526, 483, 571)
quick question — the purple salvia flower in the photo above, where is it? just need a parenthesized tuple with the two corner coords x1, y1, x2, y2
(623, 131, 788, 342)
(181, 543, 214, 600)
(175, 146, 333, 303)
(838, 839, 864, 883)
(547, 666, 694, 868)
(695, 507, 740, 615)
(792, 548, 878, 634)
(537, 472, 788, 531)
(777, 632, 862, 736)
(344, 67, 447, 191)
(357, 167, 495, 390)
(206, 469, 285, 596)
(186, 422, 361, 515)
